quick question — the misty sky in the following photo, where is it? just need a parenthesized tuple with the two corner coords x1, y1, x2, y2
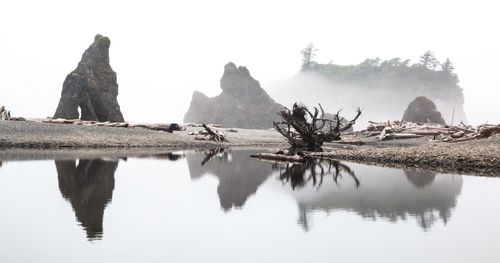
(1, 0, 498, 125)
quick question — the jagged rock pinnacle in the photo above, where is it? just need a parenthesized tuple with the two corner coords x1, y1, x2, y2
(54, 34, 124, 122)
(184, 62, 283, 129)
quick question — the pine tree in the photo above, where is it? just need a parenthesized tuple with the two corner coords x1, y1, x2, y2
(441, 58, 455, 73)
(301, 43, 318, 70)
(419, 51, 440, 70)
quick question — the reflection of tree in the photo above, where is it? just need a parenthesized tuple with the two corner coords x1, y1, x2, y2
(56, 159, 118, 240)
(0, 161, 3, 168)
(276, 158, 359, 190)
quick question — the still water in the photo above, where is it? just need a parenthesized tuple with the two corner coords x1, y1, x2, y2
(0, 149, 499, 263)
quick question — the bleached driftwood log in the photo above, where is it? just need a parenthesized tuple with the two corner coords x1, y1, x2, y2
(364, 120, 500, 142)
(250, 153, 305, 163)
(194, 124, 229, 142)
(41, 118, 184, 133)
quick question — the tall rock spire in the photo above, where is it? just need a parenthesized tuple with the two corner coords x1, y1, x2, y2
(54, 34, 124, 122)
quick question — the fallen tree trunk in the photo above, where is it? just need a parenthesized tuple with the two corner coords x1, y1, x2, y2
(41, 118, 184, 133)
(250, 153, 306, 163)
(380, 133, 423, 141)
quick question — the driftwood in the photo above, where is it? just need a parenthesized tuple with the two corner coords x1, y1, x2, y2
(250, 153, 305, 163)
(195, 124, 228, 142)
(0, 106, 11, 120)
(274, 103, 361, 151)
(364, 120, 500, 142)
(41, 118, 184, 133)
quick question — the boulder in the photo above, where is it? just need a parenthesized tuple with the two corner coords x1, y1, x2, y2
(184, 62, 283, 129)
(54, 34, 124, 122)
(402, 96, 446, 125)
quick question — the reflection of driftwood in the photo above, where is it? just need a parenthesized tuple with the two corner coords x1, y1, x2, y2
(276, 158, 360, 190)
(42, 118, 184, 133)
(274, 103, 361, 151)
(364, 120, 500, 142)
(152, 152, 185, 161)
(201, 148, 226, 165)
(195, 124, 228, 142)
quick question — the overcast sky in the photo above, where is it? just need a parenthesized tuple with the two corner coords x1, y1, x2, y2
(1, 0, 498, 124)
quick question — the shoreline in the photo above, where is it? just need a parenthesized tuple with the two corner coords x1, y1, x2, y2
(1, 120, 499, 176)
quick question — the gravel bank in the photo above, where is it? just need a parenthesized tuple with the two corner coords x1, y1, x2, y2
(1, 120, 499, 176)
(314, 134, 500, 176)
(0, 120, 286, 149)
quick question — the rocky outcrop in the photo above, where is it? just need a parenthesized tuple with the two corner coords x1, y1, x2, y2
(184, 62, 283, 129)
(54, 34, 124, 122)
(0, 106, 10, 120)
(402, 96, 446, 125)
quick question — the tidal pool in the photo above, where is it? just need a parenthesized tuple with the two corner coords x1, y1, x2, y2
(0, 149, 499, 263)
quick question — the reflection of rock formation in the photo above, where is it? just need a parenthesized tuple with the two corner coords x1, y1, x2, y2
(56, 159, 118, 240)
(405, 169, 436, 188)
(184, 62, 283, 129)
(54, 34, 124, 122)
(275, 163, 462, 231)
(186, 149, 273, 211)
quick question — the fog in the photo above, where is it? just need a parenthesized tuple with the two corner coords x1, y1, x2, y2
(267, 70, 466, 129)
(1, 0, 499, 125)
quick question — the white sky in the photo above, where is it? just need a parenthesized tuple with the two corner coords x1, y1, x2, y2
(1, 0, 498, 124)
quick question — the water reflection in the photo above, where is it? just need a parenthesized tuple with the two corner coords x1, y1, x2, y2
(405, 169, 436, 188)
(276, 159, 360, 190)
(55, 159, 118, 240)
(186, 149, 273, 211)
(186, 149, 462, 231)
(278, 163, 462, 231)
(51, 149, 463, 240)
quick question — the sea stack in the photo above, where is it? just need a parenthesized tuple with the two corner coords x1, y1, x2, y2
(402, 96, 446, 125)
(54, 34, 124, 122)
(184, 62, 283, 129)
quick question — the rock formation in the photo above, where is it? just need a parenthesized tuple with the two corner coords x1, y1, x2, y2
(0, 106, 10, 120)
(184, 62, 283, 129)
(402, 96, 446, 125)
(54, 34, 124, 122)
